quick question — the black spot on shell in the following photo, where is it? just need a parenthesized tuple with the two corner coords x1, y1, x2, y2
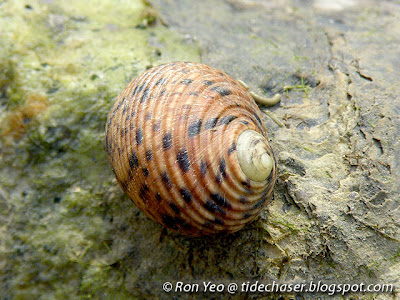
(180, 78, 193, 85)
(139, 184, 149, 199)
(120, 180, 128, 191)
(218, 115, 237, 125)
(155, 193, 162, 202)
(228, 143, 236, 155)
(128, 169, 133, 180)
(188, 119, 202, 137)
(253, 197, 267, 209)
(240, 120, 249, 125)
(161, 171, 172, 188)
(129, 153, 139, 169)
(204, 200, 226, 215)
(177, 149, 190, 173)
(140, 88, 150, 103)
(169, 202, 180, 214)
(203, 200, 217, 213)
(200, 160, 208, 176)
(161, 214, 179, 230)
(160, 90, 166, 96)
(116, 97, 125, 110)
(242, 212, 251, 219)
(267, 170, 274, 181)
(241, 180, 251, 188)
(179, 188, 192, 203)
(254, 113, 263, 126)
(240, 196, 247, 204)
(163, 132, 172, 149)
(260, 187, 271, 198)
(132, 86, 139, 96)
(212, 218, 224, 225)
(202, 222, 214, 229)
(145, 150, 152, 161)
(203, 80, 213, 86)
(219, 158, 227, 178)
(111, 105, 119, 116)
(162, 215, 191, 231)
(211, 193, 231, 208)
(212, 86, 231, 96)
(155, 78, 166, 85)
(204, 118, 218, 129)
(142, 168, 149, 177)
(133, 84, 145, 96)
(136, 128, 143, 145)
(215, 174, 222, 184)
(245, 188, 255, 194)
(122, 105, 127, 114)
(153, 122, 161, 132)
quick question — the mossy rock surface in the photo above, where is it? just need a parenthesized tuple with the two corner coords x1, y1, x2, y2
(1, 0, 399, 299)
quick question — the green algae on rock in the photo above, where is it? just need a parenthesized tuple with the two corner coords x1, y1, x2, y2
(0, 0, 199, 298)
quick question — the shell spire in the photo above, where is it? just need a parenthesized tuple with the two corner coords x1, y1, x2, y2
(236, 130, 273, 182)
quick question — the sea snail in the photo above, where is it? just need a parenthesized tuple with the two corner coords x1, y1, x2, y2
(106, 62, 277, 236)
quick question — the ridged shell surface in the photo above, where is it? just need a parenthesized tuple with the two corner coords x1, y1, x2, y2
(106, 62, 277, 236)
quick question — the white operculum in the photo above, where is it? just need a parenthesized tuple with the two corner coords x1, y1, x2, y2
(236, 130, 273, 182)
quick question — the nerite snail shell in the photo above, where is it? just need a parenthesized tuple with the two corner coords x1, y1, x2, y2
(106, 62, 277, 236)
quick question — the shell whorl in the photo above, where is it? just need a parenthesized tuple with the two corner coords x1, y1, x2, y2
(236, 130, 274, 182)
(106, 62, 277, 236)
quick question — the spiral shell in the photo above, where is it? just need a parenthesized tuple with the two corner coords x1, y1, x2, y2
(106, 62, 277, 236)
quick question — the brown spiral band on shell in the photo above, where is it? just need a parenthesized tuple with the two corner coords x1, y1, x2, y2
(106, 62, 277, 236)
